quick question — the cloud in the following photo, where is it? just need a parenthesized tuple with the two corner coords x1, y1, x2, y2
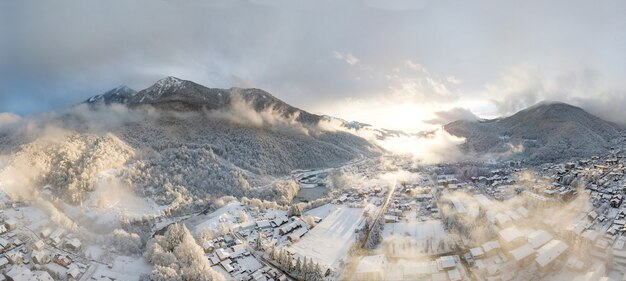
(376, 129, 466, 164)
(207, 91, 309, 134)
(424, 107, 479, 125)
(0, 113, 22, 128)
(405, 60, 426, 72)
(483, 67, 626, 124)
(317, 119, 467, 164)
(446, 76, 462, 85)
(332, 51, 360, 66)
(2, 0, 626, 132)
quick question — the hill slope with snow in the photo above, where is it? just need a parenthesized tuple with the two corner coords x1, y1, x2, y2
(444, 102, 623, 163)
(0, 77, 381, 211)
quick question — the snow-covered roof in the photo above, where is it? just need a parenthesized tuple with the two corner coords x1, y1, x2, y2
(65, 238, 81, 249)
(40, 228, 51, 238)
(33, 240, 45, 251)
(499, 226, 525, 244)
(482, 240, 501, 253)
(5, 266, 33, 281)
(220, 260, 235, 272)
(509, 243, 534, 262)
(470, 247, 484, 258)
(66, 264, 81, 278)
(527, 230, 553, 249)
(0, 237, 9, 248)
(447, 268, 462, 281)
(256, 220, 271, 228)
(516, 206, 530, 217)
(495, 213, 511, 225)
(31, 250, 47, 264)
(437, 256, 457, 269)
(288, 227, 308, 240)
(272, 216, 289, 227)
(216, 248, 231, 260)
(474, 194, 493, 207)
(535, 240, 568, 268)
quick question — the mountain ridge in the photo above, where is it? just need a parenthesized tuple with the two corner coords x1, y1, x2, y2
(84, 85, 137, 106)
(444, 101, 623, 163)
(86, 76, 323, 124)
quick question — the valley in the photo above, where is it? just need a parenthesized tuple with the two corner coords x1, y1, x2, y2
(0, 79, 624, 281)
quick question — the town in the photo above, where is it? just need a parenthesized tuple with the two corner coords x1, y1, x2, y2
(1, 150, 626, 281)
(158, 149, 626, 281)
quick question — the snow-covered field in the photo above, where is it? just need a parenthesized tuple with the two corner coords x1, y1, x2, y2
(384, 220, 446, 239)
(90, 255, 152, 281)
(383, 220, 450, 258)
(289, 204, 364, 269)
(190, 202, 248, 234)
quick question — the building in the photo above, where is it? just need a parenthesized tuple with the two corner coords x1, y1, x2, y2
(436, 256, 457, 270)
(470, 247, 485, 259)
(39, 228, 51, 239)
(482, 240, 501, 256)
(4, 220, 16, 231)
(64, 238, 82, 251)
(499, 226, 526, 247)
(509, 243, 534, 264)
(32, 240, 45, 251)
(31, 250, 49, 264)
(66, 264, 81, 279)
(53, 254, 72, 268)
(535, 240, 568, 269)
(527, 230, 553, 249)
(3, 266, 52, 281)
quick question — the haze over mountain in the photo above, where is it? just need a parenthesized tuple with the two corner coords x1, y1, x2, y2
(84, 85, 138, 106)
(1, 77, 381, 212)
(3, 75, 624, 214)
(445, 101, 624, 163)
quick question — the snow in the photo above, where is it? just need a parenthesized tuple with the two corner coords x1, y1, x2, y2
(288, 205, 364, 269)
(535, 240, 568, 268)
(91, 255, 152, 281)
(304, 203, 340, 219)
(192, 202, 246, 234)
(498, 226, 525, 244)
(383, 220, 449, 257)
(527, 230, 553, 249)
(139, 76, 186, 102)
(85, 245, 105, 260)
(509, 243, 534, 262)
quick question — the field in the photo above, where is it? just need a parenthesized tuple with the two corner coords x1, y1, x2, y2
(288, 204, 365, 269)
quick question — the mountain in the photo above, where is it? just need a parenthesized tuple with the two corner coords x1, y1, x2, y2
(444, 101, 623, 163)
(84, 85, 137, 106)
(2, 77, 381, 210)
(124, 76, 321, 124)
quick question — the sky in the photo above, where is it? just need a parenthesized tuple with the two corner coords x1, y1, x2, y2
(1, 0, 626, 132)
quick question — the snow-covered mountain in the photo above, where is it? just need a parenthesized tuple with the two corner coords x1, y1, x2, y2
(3, 77, 381, 211)
(85, 76, 323, 124)
(444, 101, 623, 163)
(84, 85, 137, 106)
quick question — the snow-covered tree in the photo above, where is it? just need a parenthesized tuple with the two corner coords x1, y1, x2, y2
(108, 228, 143, 255)
(145, 224, 224, 281)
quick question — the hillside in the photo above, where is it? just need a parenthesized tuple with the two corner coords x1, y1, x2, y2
(84, 85, 137, 106)
(0, 77, 381, 211)
(444, 102, 624, 163)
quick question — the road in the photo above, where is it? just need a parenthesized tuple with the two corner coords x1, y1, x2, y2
(361, 180, 397, 248)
